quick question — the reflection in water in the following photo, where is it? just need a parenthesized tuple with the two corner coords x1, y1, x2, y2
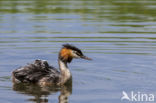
(12, 83, 72, 103)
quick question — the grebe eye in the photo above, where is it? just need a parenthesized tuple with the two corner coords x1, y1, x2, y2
(72, 50, 82, 56)
(76, 52, 81, 56)
(73, 51, 79, 55)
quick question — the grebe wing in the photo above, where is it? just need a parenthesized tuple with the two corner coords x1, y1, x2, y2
(12, 59, 60, 83)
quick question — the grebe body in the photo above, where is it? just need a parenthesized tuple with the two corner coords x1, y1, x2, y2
(12, 44, 91, 86)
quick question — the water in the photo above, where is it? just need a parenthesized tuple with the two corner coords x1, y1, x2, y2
(0, 0, 156, 103)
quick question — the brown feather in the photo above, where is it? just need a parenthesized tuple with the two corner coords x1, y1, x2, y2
(60, 48, 73, 63)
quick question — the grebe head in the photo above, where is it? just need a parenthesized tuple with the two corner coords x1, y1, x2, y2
(59, 44, 92, 63)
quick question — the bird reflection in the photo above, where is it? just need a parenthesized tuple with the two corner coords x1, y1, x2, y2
(12, 83, 72, 103)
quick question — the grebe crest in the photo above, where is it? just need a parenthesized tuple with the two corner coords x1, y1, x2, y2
(12, 44, 91, 86)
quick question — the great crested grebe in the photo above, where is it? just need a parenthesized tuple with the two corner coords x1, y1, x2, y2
(12, 44, 91, 86)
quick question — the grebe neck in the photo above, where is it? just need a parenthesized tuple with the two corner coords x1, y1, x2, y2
(58, 60, 71, 85)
